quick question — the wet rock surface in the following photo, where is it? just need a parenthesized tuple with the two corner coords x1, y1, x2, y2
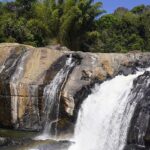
(126, 71, 150, 149)
(124, 144, 149, 150)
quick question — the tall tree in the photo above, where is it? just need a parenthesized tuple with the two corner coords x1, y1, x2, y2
(59, 0, 104, 51)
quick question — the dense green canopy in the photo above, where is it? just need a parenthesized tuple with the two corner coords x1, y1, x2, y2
(0, 0, 150, 52)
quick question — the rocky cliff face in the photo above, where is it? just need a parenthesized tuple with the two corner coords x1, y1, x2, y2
(125, 71, 150, 149)
(0, 43, 150, 135)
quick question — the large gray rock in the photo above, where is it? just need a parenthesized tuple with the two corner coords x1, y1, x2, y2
(0, 43, 150, 137)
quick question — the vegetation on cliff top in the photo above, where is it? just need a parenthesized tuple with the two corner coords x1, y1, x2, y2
(0, 0, 150, 52)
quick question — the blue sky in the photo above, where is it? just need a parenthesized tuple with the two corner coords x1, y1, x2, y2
(0, 0, 150, 14)
(95, 0, 150, 13)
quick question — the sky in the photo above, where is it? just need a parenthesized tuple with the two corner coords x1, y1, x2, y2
(0, 0, 150, 14)
(95, 0, 150, 13)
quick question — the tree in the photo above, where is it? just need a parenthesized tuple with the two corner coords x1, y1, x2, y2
(131, 5, 146, 14)
(2, 17, 33, 43)
(27, 19, 49, 46)
(59, 0, 104, 51)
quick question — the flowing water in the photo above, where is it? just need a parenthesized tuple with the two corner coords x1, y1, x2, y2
(35, 55, 75, 140)
(69, 69, 150, 150)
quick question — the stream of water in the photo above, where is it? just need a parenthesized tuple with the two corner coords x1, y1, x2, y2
(35, 55, 75, 140)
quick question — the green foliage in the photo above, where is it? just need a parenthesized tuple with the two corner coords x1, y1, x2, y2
(96, 5, 150, 52)
(0, 15, 33, 44)
(0, 1, 150, 53)
(26, 19, 49, 46)
(16, 0, 37, 18)
(131, 5, 146, 14)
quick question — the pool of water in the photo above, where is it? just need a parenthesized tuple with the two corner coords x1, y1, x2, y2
(0, 128, 71, 150)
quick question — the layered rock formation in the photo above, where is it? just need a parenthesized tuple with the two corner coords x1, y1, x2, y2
(0, 43, 150, 136)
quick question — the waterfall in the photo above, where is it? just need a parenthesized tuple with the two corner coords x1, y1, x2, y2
(35, 54, 75, 140)
(69, 69, 150, 150)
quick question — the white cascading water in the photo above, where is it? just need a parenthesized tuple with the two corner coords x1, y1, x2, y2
(35, 54, 75, 140)
(69, 69, 150, 150)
